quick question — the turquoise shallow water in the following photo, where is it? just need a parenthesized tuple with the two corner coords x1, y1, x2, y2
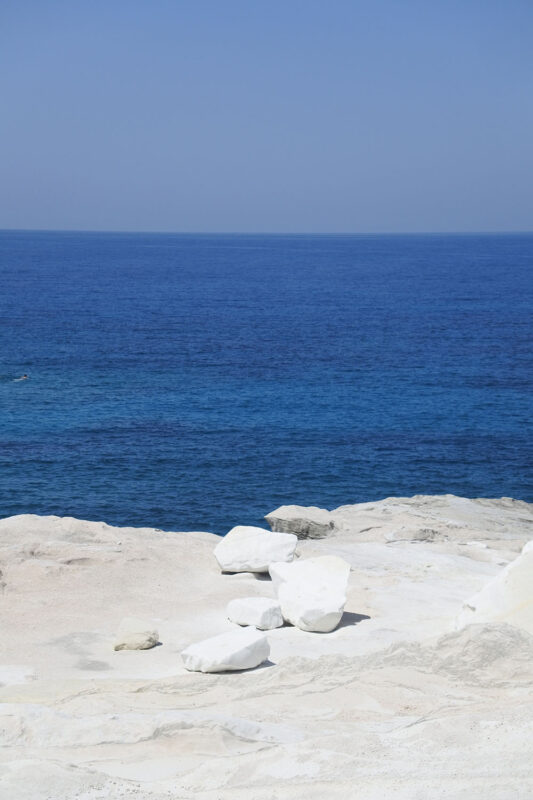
(1, 231, 532, 534)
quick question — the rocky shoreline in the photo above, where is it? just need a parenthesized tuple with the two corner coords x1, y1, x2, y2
(1, 495, 532, 799)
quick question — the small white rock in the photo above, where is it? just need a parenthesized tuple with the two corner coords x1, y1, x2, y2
(181, 626, 270, 673)
(227, 597, 284, 630)
(114, 617, 159, 651)
(270, 555, 351, 633)
(214, 525, 297, 573)
(277, 583, 346, 633)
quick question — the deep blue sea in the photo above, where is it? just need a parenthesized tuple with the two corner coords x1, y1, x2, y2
(1, 231, 532, 534)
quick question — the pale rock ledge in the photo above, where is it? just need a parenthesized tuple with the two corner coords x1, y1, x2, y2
(265, 505, 336, 538)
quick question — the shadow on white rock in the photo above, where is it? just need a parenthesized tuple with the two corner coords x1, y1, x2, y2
(181, 626, 270, 672)
(214, 525, 297, 573)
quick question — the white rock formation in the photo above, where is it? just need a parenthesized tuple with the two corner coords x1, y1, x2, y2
(456, 539, 533, 634)
(270, 555, 351, 632)
(266, 494, 533, 548)
(1, 499, 533, 799)
(181, 626, 270, 672)
(113, 617, 159, 651)
(227, 597, 283, 630)
(213, 524, 297, 572)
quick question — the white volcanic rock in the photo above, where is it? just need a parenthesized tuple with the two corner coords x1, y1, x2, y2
(456, 540, 533, 634)
(270, 555, 351, 632)
(227, 597, 283, 630)
(269, 555, 351, 594)
(278, 583, 347, 632)
(268, 560, 295, 593)
(265, 505, 336, 538)
(2, 499, 533, 800)
(113, 617, 159, 651)
(181, 626, 270, 672)
(213, 525, 297, 572)
(266, 494, 533, 549)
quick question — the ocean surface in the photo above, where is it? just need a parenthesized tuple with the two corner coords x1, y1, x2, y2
(1, 231, 532, 535)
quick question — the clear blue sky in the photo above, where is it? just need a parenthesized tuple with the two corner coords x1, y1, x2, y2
(1, 0, 532, 233)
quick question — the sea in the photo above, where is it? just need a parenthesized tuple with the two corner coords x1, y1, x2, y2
(1, 231, 532, 535)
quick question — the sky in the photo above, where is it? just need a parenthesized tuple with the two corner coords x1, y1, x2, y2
(1, 0, 532, 233)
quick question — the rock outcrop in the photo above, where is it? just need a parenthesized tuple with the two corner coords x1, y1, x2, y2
(265, 505, 336, 538)
(266, 494, 533, 549)
(1, 497, 533, 799)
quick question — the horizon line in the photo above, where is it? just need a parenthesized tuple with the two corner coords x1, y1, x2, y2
(1, 227, 533, 237)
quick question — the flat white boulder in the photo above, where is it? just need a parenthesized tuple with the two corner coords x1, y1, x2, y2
(227, 597, 284, 630)
(270, 555, 351, 633)
(265, 505, 336, 538)
(456, 540, 533, 634)
(114, 617, 159, 651)
(181, 626, 270, 672)
(213, 525, 297, 573)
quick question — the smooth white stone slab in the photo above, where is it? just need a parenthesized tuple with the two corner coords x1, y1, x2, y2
(181, 626, 270, 672)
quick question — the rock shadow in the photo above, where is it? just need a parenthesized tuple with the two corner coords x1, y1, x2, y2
(231, 659, 276, 673)
(336, 612, 371, 630)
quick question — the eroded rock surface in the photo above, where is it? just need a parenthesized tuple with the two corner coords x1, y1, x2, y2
(265, 505, 336, 538)
(1, 497, 532, 799)
(266, 494, 533, 550)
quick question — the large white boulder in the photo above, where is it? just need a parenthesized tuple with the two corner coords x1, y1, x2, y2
(269, 561, 295, 593)
(269, 555, 351, 633)
(227, 597, 284, 630)
(114, 617, 159, 651)
(213, 525, 297, 573)
(181, 626, 270, 672)
(456, 541, 533, 634)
